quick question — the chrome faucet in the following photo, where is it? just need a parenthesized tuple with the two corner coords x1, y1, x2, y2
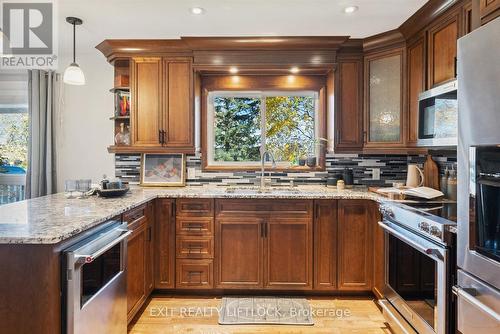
(260, 150, 276, 191)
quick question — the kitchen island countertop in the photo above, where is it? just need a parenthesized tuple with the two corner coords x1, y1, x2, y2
(0, 185, 384, 244)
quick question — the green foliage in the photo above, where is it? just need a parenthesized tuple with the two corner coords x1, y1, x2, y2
(0, 113, 29, 168)
(213, 95, 316, 165)
(214, 97, 261, 161)
(266, 96, 314, 164)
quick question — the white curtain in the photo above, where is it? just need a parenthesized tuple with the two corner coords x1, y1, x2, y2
(26, 70, 57, 198)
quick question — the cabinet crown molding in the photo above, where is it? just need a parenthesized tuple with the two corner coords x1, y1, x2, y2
(96, 36, 350, 62)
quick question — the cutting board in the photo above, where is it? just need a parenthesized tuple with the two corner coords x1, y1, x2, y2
(423, 155, 440, 190)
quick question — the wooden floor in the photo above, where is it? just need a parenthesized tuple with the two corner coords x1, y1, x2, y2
(129, 296, 390, 334)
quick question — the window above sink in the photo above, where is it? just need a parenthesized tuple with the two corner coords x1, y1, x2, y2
(202, 75, 327, 171)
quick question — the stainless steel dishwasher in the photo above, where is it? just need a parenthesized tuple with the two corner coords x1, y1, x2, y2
(62, 220, 131, 334)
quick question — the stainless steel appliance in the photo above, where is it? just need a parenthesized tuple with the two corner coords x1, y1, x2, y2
(456, 16, 500, 333)
(379, 201, 456, 334)
(63, 220, 131, 334)
(417, 80, 458, 147)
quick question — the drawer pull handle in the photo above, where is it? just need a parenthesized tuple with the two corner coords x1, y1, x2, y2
(186, 224, 204, 230)
(187, 271, 203, 283)
(187, 245, 203, 253)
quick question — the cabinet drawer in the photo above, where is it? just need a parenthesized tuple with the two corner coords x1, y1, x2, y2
(216, 199, 312, 217)
(176, 259, 213, 289)
(176, 199, 214, 217)
(176, 236, 213, 259)
(176, 217, 213, 235)
(123, 204, 147, 224)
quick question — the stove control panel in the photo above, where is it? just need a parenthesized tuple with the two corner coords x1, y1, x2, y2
(418, 222, 430, 233)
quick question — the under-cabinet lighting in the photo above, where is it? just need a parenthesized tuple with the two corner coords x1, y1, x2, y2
(290, 67, 300, 74)
(231, 76, 240, 84)
(344, 6, 359, 14)
(229, 67, 239, 74)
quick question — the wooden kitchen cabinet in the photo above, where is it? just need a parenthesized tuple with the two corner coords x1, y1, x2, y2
(176, 259, 213, 289)
(313, 200, 337, 290)
(215, 199, 313, 290)
(124, 203, 153, 322)
(154, 198, 176, 289)
(130, 57, 194, 151)
(163, 58, 194, 148)
(334, 54, 364, 151)
(427, 11, 459, 88)
(337, 200, 375, 291)
(215, 217, 264, 288)
(175, 199, 214, 289)
(480, 0, 500, 25)
(131, 57, 162, 146)
(407, 34, 426, 146)
(373, 210, 385, 298)
(364, 48, 405, 148)
(266, 217, 313, 289)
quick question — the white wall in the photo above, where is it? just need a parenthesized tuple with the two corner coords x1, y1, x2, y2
(55, 51, 115, 191)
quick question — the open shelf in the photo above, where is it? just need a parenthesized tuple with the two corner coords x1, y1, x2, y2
(110, 116, 130, 120)
(109, 87, 130, 93)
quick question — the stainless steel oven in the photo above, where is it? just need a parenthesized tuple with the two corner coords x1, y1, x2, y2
(378, 203, 455, 334)
(63, 220, 131, 334)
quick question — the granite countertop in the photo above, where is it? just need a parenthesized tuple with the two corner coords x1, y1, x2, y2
(0, 185, 383, 245)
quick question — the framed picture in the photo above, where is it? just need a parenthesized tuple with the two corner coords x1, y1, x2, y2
(140, 153, 185, 186)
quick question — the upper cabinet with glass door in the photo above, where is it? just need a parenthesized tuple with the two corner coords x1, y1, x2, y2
(364, 48, 405, 148)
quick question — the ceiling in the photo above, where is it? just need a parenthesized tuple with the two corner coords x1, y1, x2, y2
(57, 0, 426, 56)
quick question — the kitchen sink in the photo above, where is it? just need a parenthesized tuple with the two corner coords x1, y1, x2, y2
(224, 186, 301, 194)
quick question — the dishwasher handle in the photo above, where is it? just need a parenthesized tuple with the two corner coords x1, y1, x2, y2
(74, 228, 131, 264)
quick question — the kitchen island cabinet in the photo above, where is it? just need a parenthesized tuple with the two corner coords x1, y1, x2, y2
(0, 187, 387, 334)
(124, 203, 154, 323)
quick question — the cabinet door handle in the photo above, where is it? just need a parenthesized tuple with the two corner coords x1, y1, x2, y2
(158, 130, 162, 144)
(264, 221, 268, 238)
(162, 130, 167, 144)
(147, 226, 152, 242)
(454, 57, 457, 78)
(260, 222, 264, 238)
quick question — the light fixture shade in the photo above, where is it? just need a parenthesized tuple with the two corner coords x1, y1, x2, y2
(63, 63, 85, 85)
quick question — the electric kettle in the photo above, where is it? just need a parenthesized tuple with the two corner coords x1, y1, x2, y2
(406, 164, 424, 188)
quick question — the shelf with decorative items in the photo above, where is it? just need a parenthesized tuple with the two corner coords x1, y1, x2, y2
(110, 59, 131, 148)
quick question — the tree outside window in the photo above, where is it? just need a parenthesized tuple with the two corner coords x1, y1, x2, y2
(208, 91, 318, 167)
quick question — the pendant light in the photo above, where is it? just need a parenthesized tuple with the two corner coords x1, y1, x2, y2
(63, 17, 85, 85)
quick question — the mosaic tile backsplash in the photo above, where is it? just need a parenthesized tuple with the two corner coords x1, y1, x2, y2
(115, 151, 457, 187)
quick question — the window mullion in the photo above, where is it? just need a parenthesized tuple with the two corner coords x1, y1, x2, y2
(260, 94, 266, 156)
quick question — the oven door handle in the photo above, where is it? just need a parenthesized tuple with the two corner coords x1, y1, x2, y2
(378, 221, 444, 261)
(74, 229, 132, 264)
(453, 286, 500, 322)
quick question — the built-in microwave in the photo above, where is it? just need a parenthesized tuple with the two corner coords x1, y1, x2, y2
(417, 80, 458, 147)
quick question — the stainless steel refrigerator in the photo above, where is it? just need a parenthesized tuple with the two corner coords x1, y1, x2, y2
(456, 16, 500, 333)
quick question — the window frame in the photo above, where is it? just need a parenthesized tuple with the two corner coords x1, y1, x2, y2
(205, 90, 322, 170)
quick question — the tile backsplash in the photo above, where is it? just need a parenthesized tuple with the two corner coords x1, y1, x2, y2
(115, 151, 457, 187)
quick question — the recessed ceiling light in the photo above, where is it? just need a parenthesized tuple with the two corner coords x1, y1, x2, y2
(190, 7, 205, 15)
(229, 67, 238, 74)
(290, 67, 300, 74)
(343, 6, 359, 14)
